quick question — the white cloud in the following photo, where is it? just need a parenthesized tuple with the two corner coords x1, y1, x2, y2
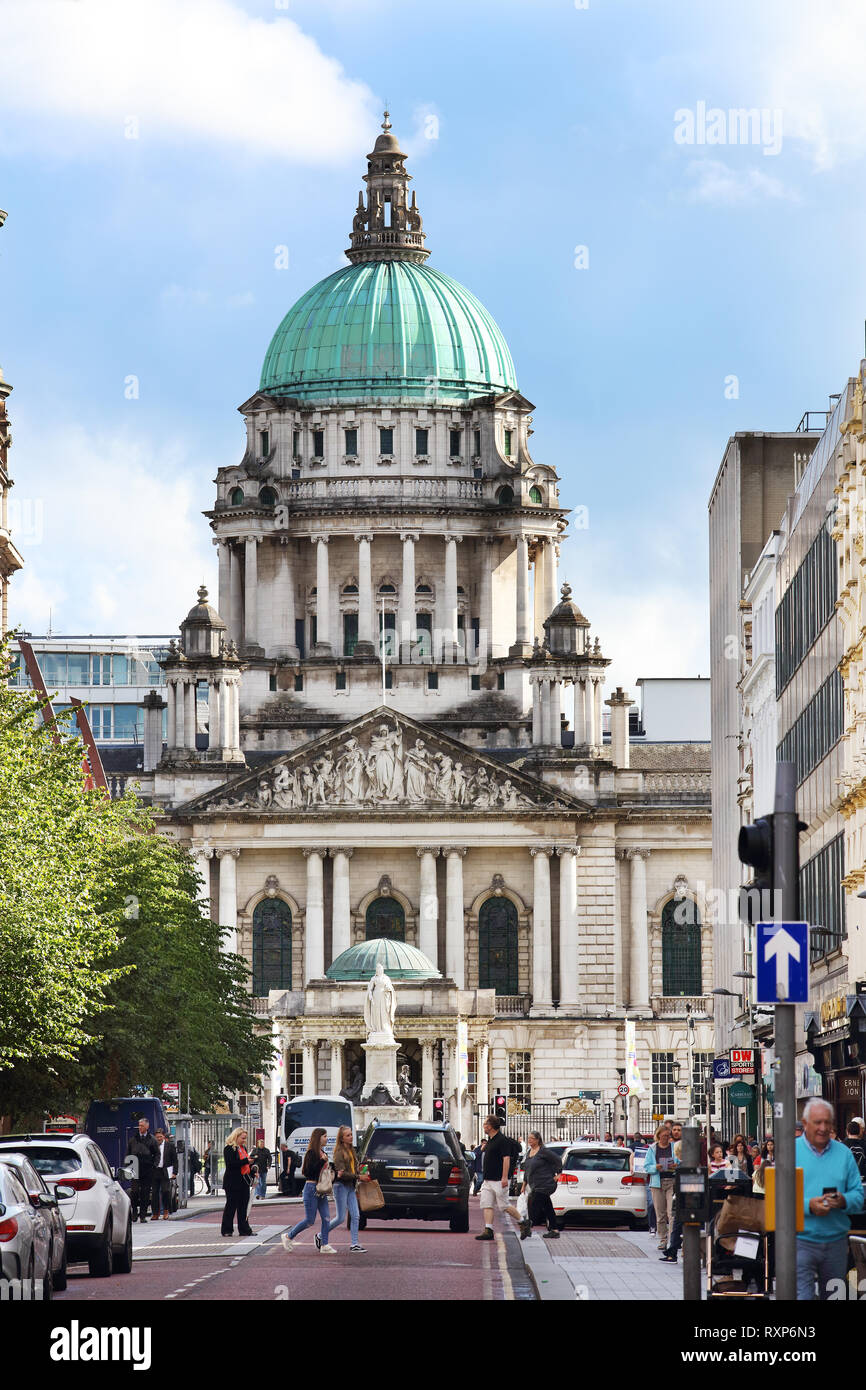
(7, 424, 215, 635)
(0, 0, 377, 162)
(683, 159, 793, 205)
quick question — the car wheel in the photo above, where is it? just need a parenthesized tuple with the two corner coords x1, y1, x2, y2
(43, 1244, 54, 1301)
(114, 1217, 133, 1274)
(88, 1221, 114, 1278)
(449, 1209, 470, 1233)
(54, 1242, 68, 1292)
(630, 1215, 649, 1232)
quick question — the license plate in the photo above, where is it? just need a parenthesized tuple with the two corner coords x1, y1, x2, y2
(583, 1197, 616, 1206)
(392, 1169, 425, 1179)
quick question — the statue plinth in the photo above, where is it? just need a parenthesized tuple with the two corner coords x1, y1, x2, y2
(360, 1038, 400, 1104)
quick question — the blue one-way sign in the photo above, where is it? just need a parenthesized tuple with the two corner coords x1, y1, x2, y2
(756, 922, 809, 1004)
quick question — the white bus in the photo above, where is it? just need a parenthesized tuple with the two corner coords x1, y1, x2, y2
(278, 1094, 355, 1195)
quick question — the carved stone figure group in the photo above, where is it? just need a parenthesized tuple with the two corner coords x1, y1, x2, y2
(211, 720, 535, 811)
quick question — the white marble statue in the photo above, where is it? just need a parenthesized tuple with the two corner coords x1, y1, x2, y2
(364, 963, 397, 1043)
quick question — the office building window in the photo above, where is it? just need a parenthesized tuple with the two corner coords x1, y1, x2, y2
(777, 669, 843, 785)
(507, 1051, 532, 1109)
(775, 524, 836, 695)
(652, 1052, 676, 1116)
(801, 833, 845, 961)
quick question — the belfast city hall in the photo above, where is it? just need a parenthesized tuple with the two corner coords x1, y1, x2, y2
(135, 115, 714, 1141)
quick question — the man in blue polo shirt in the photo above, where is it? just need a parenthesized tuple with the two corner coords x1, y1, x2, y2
(796, 1098, 865, 1300)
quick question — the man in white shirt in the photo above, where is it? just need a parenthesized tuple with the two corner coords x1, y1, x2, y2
(151, 1128, 177, 1221)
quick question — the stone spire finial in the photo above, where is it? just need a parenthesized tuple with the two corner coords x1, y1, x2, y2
(346, 111, 430, 266)
(197, 583, 209, 605)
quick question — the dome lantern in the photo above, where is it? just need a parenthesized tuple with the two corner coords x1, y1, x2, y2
(346, 111, 429, 266)
(544, 582, 590, 657)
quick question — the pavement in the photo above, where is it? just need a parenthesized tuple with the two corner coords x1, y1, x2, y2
(516, 1224, 686, 1301)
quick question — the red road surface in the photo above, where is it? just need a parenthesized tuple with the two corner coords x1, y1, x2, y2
(55, 1198, 535, 1303)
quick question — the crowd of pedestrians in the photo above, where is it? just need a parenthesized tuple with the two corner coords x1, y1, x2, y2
(124, 1118, 178, 1223)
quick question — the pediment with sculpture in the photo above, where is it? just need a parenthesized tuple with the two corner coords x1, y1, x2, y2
(181, 707, 579, 816)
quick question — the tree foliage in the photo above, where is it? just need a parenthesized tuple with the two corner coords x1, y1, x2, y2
(0, 645, 273, 1126)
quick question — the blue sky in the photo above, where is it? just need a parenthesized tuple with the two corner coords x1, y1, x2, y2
(2, 0, 866, 692)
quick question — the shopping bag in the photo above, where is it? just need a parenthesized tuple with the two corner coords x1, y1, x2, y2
(516, 1191, 529, 1220)
(716, 1194, 765, 1235)
(357, 1179, 385, 1212)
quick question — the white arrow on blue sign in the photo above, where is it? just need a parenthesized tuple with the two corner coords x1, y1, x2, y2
(756, 922, 809, 1004)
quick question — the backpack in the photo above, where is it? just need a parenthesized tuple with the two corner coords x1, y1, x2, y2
(848, 1140, 866, 1180)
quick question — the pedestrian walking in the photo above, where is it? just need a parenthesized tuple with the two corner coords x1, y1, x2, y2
(151, 1128, 177, 1221)
(332, 1124, 367, 1253)
(281, 1127, 336, 1253)
(202, 1140, 214, 1194)
(730, 1137, 754, 1178)
(843, 1120, 866, 1180)
(520, 1130, 563, 1240)
(643, 1123, 679, 1251)
(796, 1099, 865, 1300)
(472, 1139, 486, 1194)
(760, 1138, 775, 1167)
(251, 1140, 272, 1200)
(475, 1115, 523, 1241)
(659, 1141, 684, 1262)
(221, 1127, 256, 1238)
(126, 1118, 160, 1224)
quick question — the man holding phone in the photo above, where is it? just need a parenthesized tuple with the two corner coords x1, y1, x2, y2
(796, 1098, 865, 1300)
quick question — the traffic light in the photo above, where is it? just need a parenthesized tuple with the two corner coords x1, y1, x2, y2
(432, 1098, 445, 1122)
(738, 815, 774, 925)
(493, 1094, 507, 1121)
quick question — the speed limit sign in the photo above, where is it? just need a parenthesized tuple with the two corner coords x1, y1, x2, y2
(617, 1084, 629, 1097)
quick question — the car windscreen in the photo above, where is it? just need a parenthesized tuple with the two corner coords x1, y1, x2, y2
(563, 1150, 632, 1173)
(365, 1130, 455, 1163)
(0, 1147, 82, 1176)
(283, 1101, 351, 1134)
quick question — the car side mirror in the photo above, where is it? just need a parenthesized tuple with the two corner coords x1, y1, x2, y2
(38, 1193, 56, 1208)
(55, 1184, 76, 1201)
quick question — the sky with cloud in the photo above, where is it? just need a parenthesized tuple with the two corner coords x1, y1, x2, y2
(2, 0, 866, 692)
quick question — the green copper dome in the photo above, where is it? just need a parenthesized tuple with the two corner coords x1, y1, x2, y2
(259, 260, 518, 405)
(326, 937, 442, 982)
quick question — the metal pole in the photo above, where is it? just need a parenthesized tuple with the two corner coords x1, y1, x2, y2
(686, 1005, 694, 1120)
(681, 1120, 702, 1302)
(773, 761, 799, 1302)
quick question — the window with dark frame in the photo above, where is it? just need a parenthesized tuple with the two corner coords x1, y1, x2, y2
(379, 426, 394, 455)
(415, 427, 429, 455)
(312, 429, 324, 458)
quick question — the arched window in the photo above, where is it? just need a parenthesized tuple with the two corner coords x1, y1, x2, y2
(365, 896, 405, 941)
(258, 486, 277, 506)
(661, 897, 702, 996)
(379, 582, 397, 595)
(230, 487, 245, 505)
(529, 485, 543, 504)
(496, 486, 514, 506)
(478, 896, 519, 995)
(252, 898, 292, 995)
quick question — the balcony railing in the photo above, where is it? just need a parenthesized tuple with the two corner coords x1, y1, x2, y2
(495, 994, 532, 1016)
(652, 995, 712, 1017)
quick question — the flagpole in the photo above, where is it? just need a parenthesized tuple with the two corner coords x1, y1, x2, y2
(381, 594, 387, 703)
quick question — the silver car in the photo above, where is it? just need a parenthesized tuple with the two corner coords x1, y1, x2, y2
(0, 1152, 71, 1293)
(0, 1160, 73, 1299)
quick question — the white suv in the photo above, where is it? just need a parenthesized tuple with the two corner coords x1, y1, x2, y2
(551, 1142, 649, 1231)
(0, 1135, 133, 1277)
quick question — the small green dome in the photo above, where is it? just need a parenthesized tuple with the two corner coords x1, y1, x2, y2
(326, 937, 442, 981)
(259, 260, 517, 405)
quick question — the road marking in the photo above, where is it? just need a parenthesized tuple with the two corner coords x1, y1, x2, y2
(481, 1241, 492, 1300)
(494, 1232, 515, 1301)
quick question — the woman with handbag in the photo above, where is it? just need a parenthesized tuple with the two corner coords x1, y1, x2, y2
(281, 1127, 336, 1253)
(519, 1130, 563, 1240)
(332, 1125, 367, 1253)
(221, 1127, 257, 1238)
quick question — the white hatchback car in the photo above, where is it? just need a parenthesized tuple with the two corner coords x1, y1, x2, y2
(551, 1142, 649, 1231)
(0, 1135, 133, 1277)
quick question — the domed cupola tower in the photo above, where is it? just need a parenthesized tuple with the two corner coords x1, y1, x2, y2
(208, 113, 570, 753)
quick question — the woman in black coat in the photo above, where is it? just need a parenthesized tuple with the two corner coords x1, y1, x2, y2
(221, 1127, 256, 1237)
(520, 1131, 563, 1240)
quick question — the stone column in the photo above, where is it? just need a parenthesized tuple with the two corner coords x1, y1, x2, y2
(626, 848, 651, 1010)
(478, 538, 493, 663)
(557, 845, 580, 1010)
(219, 679, 232, 753)
(530, 846, 554, 1014)
(355, 533, 375, 657)
(531, 677, 543, 745)
(533, 539, 546, 640)
(331, 1039, 344, 1096)
(302, 1040, 317, 1096)
(399, 532, 417, 661)
(217, 539, 231, 626)
(216, 847, 240, 953)
(229, 544, 243, 648)
(421, 1041, 436, 1122)
(593, 677, 604, 752)
(583, 676, 595, 748)
(277, 540, 298, 658)
(166, 682, 177, 750)
(142, 691, 166, 772)
(417, 847, 440, 966)
(549, 678, 562, 748)
(511, 535, 532, 655)
(303, 848, 326, 981)
(331, 848, 353, 963)
(313, 537, 331, 654)
(444, 535, 459, 661)
(444, 848, 466, 987)
(244, 537, 259, 651)
(477, 1040, 490, 1108)
(605, 687, 633, 768)
(543, 538, 558, 617)
(539, 678, 550, 746)
(208, 679, 221, 751)
(449, 1037, 461, 1122)
(572, 677, 586, 745)
(190, 840, 214, 910)
(185, 682, 197, 751)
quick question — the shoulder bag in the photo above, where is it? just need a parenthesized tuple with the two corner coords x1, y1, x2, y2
(357, 1178, 385, 1212)
(316, 1161, 333, 1196)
